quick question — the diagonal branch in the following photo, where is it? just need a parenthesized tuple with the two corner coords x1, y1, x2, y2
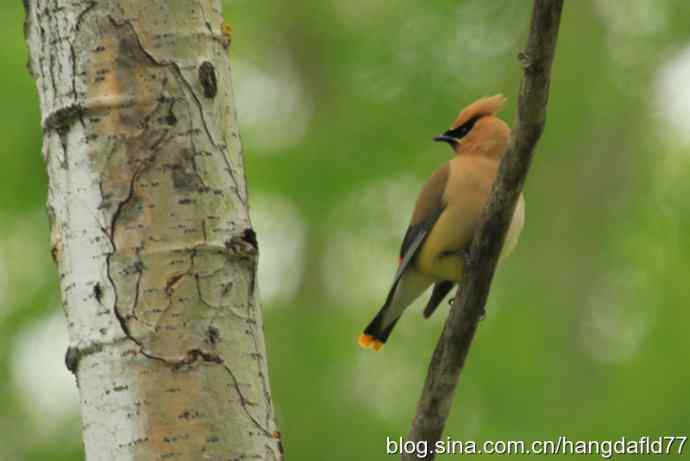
(404, 1, 564, 459)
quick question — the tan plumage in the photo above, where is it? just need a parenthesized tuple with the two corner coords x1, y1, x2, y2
(358, 95, 525, 351)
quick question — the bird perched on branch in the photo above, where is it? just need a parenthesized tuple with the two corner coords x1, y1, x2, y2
(358, 95, 525, 351)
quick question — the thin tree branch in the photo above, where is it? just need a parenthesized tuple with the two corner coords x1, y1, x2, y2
(404, 1, 564, 459)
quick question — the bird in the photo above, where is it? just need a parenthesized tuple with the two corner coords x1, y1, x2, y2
(358, 95, 525, 351)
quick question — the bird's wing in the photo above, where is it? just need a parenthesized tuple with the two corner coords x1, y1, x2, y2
(391, 210, 442, 285)
(423, 281, 454, 318)
(390, 163, 450, 287)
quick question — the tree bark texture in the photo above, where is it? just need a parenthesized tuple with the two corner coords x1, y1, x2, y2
(24, 1, 282, 459)
(405, 1, 564, 459)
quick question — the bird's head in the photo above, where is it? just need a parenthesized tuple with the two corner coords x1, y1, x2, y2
(434, 94, 510, 158)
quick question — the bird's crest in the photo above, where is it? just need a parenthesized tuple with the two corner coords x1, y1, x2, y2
(451, 94, 506, 129)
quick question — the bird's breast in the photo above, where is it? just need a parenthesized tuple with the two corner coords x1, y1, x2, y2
(415, 157, 525, 280)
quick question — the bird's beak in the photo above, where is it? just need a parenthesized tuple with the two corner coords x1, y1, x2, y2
(433, 134, 456, 144)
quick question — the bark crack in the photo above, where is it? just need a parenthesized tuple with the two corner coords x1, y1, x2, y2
(195, 273, 250, 321)
(106, 157, 149, 337)
(64, 337, 129, 374)
(170, 62, 246, 206)
(221, 361, 273, 437)
(69, 44, 80, 109)
(43, 103, 85, 132)
(129, 252, 144, 324)
(65, 343, 103, 374)
(109, 13, 245, 207)
(74, 1, 97, 32)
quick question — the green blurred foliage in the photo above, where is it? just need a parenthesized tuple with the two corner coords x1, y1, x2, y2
(2, 1, 690, 460)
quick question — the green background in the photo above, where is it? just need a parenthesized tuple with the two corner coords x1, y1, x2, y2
(1, 1, 689, 459)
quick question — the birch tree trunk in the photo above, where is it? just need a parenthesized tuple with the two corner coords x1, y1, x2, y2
(24, 1, 282, 459)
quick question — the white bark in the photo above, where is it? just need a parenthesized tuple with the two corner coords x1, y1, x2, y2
(24, 1, 282, 459)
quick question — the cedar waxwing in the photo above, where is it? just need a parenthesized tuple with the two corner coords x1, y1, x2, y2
(358, 95, 525, 351)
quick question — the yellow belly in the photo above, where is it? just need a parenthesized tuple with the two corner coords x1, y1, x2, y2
(416, 194, 525, 282)
(419, 251, 465, 282)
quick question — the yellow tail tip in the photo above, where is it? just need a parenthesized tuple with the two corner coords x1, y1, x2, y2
(357, 333, 373, 348)
(357, 334, 384, 351)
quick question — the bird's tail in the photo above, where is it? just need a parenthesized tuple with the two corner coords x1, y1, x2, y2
(358, 269, 432, 351)
(358, 308, 400, 352)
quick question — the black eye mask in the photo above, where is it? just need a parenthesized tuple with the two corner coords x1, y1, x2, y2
(443, 116, 480, 140)
(433, 115, 482, 146)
